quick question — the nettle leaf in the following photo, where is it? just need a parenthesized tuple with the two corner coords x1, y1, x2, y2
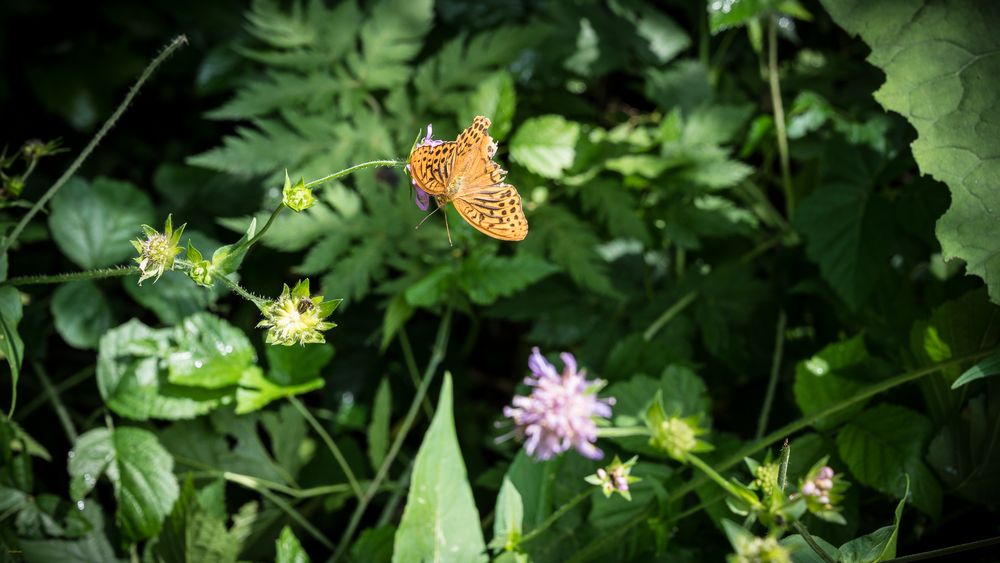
(51, 281, 113, 350)
(510, 115, 581, 179)
(261, 404, 315, 479)
(155, 478, 239, 563)
(794, 334, 876, 431)
(836, 404, 942, 516)
(19, 503, 121, 563)
(793, 139, 894, 309)
(393, 373, 487, 562)
(460, 71, 517, 141)
(458, 253, 559, 306)
(0, 286, 25, 415)
(521, 205, 616, 296)
(167, 313, 258, 389)
(48, 177, 155, 269)
(928, 384, 1000, 506)
(349, 0, 433, 89)
(276, 526, 312, 563)
(69, 426, 179, 542)
(368, 377, 392, 471)
(819, 0, 1000, 304)
(578, 178, 651, 245)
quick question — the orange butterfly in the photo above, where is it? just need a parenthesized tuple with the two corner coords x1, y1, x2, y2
(407, 116, 528, 242)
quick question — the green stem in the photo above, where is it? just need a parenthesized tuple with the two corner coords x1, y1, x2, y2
(289, 396, 363, 499)
(254, 484, 334, 550)
(568, 349, 996, 561)
(303, 160, 404, 190)
(16, 366, 93, 419)
(888, 535, 1000, 563)
(687, 454, 748, 502)
(793, 522, 837, 563)
(238, 203, 285, 257)
(33, 362, 77, 442)
(519, 488, 595, 546)
(4, 266, 138, 286)
(399, 327, 435, 419)
(331, 308, 452, 563)
(644, 291, 698, 342)
(755, 310, 787, 439)
(767, 16, 794, 218)
(209, 269, 267, 308)
(0, 35, 187, 254)
(596, 427, 650, 438)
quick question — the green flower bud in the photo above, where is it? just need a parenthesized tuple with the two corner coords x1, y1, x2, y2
(131, 214, 185, 285)
(256, 279, 341, 346)
(186, 241, 213, 287)
(282, 170, 316, 212)
(645, 391, 712, 462)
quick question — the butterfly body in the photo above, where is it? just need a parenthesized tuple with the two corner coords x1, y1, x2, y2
(408, 116, 528, 241)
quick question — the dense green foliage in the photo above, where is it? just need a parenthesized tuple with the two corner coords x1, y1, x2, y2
(2, 0, 1000, 561)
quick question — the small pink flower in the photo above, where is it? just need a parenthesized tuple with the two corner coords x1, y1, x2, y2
(406, 124, 444, 211)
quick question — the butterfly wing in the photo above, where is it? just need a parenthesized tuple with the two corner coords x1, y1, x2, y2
(453, 184, 528, 241)
(408, 141, 459, 196)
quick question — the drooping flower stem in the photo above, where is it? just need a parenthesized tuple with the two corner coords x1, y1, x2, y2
(687, 453, 750, 502)
(238, 202, 285, 257)
(303, 159, 404, 190)
(0, 35, 188, 255)
(792, 522, 837, 563)
(210, 271, 268, 308)
(289, 396, 363, 499)
(4, 266, 140, 286)
(519, 487, 596, 546)
(595, 426, 650, 438)
(331, 308, 453, 563)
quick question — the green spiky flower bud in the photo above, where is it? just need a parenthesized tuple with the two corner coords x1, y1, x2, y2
(131, 214, 185, 285)
(282, 170, 316, 212)
(256, 279, 341, 346)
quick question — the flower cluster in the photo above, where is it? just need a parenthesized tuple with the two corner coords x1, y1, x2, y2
(131, 214, 185, 285)
(282, 169, 316, 212)
(405, 124, 443, 211)
(256, 279, 340, 346)
(646, 394, 713, 463)
(801, 466, 835, 505)
(732, 536, 790, 563)
(585, 455, 640, 500)
(502, 348, 615, 460)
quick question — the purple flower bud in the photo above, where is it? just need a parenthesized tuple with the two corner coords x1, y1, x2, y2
(615, 476, 629, 491)
(818, 495, 830, 505)
(597, 468, 608, 479)
(801, 481, 817, 496)
(414, 186, 430, 210)
(818, 466, 834, 480)
(816, 478, 833, 491)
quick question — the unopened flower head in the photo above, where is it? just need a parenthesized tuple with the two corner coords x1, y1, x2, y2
(185, 242, 212, 287)
(585, 455, 641, 500)
(256, 279, 341, 346)
(501, 347, 615, 461)
(731, 536, 790, 563)
(405, 124, 444, 211)
(645, 391, 713, 462)
(795, 462, 846, 513)
(752, 461, 780, 497)
(282, 169, 316, 212)
(131, 214, 185, 285)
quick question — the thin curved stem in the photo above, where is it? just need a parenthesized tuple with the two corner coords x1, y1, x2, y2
(289, 396, 363, 499)
(1, 35, 187, 254)
(596, 427, 650, 438)
(303, 160, 403, 190)
(238, 203, 285, 257)
(4, 266, 138, 286)
(687, 454, 749, 502)
(793, 521, 837, 563)
(756, 310, 787, 439)
(767, 16, 794, 218)
(644, 291, 698, 342)
(519, 487, 595, 546)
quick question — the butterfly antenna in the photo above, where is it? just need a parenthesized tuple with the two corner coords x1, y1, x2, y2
(414, 204, 443, 230)
(443, 209, 453, 247)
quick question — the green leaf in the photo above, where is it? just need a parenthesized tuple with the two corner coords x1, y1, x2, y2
(124, 271, 227, 325)
(510, 115, 581, 179)
(69, 426, 179, 542)
(381, 293, 414, 351)
(522, 205, 616, 296)
(393, 373, 487, 562)
(709, 0, 812, 33)
(276, 526, 312, 563)
(351, 525, 396, 563)
(819, 0, 1000, 304)
(266, 342, 334, 385)
(167, 313, 257, 389)
(236, 368, 323, 414)
(644, 61, 711, 115)
(19, 503, 122, 563)
(51, 281, 113, 350)
(0, 286, 24, 416)
(97, 318, 233, 420)
(489, 477, 524, 552)
(155, 478, 239, 563)
(261, 404, 314, 479)
(780, 534, 842, 563)
(952, 351, 1000, 389)
(350, 0, 434, 89)
(794, 335, 873, 431)
(460, 71, 517, 141)
(927, 384, 1000, 506)
(368, 377, 392, 471)
(48, 177, 155, 269)
(836, 404, 941, 516)
(501, 452, 553, 532)
(793, 140, 894, 309)
(458, 253, 559, 305)
(838, 476, 908, 562)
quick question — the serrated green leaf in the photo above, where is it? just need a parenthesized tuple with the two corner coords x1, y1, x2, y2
(510, 115, 581, 179)
(51, 281, 114, 350)
(69, 427, 179, 542)
(794, 335, 873, 431)
(645, 61, 711, 115)
(819, 0, 1000, 304)
(276, 526, 312, 563)
(0, 286, 24, 416)
(460, 71, 517, 141)
(350, 0, 433, 89)
(19, 503, 122, 563)
(836, 404, 941, 516)
(393, 373, 487, 562)
(521, 205, 616, 296)
(458, 254, 558, 305)
(155, 478, 239, 563)
(368, 377, 392, 471)
(709, 0, 812, 33)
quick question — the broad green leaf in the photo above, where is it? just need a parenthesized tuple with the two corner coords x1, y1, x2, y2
(0, 286, 24, 416)
(510, 115, 581, 179)
(97, 318, 233, 420)
(780, 534, 841, 563)
(368, 377, 392, 470)
(351, 525, 396, 563)
(48, 177, 155, 269)
(458, 253, 559, 305)
(644, 61, 711, 115)
(265, 341, 334, 385)
(927, 385, 1000, 506)
(19, 503, 122, 563)
(69, 426, 179, 541)
(261, 404, 314, 479)
(461, 71, 517, 141)
(951, 351, 1000, 389)
(393, 373, 487, 562)
(124, 271, 226, 325)
(836, 404, 941, 516)
(501, 452, 552, 532)
(489, 477, 524, 552)
(794, 335, 873, 431)
(819, 0, 1000, 304)
(838, 476, 908, 562)
(276, 526, 312, 563)
(168, 313, 257, 389)
(235, 368, 323, 414)
(51, 281, 113, 349)
(155, 478, 239, 563)
(709, 0, 812, 34)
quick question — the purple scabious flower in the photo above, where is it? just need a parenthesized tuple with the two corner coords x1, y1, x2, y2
(405, 124, 444, 211)
(502, 347, 615, 461)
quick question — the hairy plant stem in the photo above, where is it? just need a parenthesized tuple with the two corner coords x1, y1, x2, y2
(238, 203, 285, 257)
(330, 308, 453, 563)
(16, 366, 93, 419)
(793, 521, 837, 563)
(33, 361, 77, 442)
(519, 487, 595, 546)
(567, 349, 996, 562)
(688, 453, 750, 502)
(767, 16, 794, 218)
(4, 266, 139, 286)
(0, 35, 187, 255)
(755, 310, 787, 439)
(303, 159, 404, 190)
(289, 396, 363, 499)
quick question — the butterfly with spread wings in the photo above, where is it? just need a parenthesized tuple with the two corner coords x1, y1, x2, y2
(406, 116, 528, 242)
